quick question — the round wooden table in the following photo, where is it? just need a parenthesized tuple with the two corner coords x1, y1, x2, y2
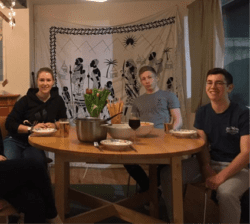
(29, 127, 205, 223)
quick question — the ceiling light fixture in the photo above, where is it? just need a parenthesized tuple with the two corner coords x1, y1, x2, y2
(86, 0, 108, 2)
(0, 0, 16, 28)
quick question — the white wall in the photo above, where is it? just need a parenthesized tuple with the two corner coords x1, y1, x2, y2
(30, 0, 192, 26)
(0, 7, 30, 96)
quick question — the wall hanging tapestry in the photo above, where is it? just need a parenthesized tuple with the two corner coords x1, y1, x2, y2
(35, 6, 187, 126)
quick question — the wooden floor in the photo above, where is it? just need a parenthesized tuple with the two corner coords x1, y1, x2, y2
(49, 166, 220, 223)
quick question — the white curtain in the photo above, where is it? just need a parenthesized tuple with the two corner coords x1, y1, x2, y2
(188, 0, 225, 112)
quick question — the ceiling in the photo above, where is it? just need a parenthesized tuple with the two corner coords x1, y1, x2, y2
(1, 0, 27, 8)
(1, 0, 190, 9)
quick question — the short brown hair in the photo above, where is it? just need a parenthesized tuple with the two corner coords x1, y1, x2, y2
(37, 67, 54, 80)
(206, 68, 233, 85)
(139, 66, 157, 77)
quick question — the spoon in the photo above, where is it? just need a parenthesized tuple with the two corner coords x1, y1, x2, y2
(104, 112, 123, 122)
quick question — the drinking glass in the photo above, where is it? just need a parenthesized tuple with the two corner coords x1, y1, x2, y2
(128, 112, 140, 144)
(164, 117, 172, 134)
(59, 118, 70, 138)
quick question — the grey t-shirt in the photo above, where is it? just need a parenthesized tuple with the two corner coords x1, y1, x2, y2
(132, 89, 180, 129)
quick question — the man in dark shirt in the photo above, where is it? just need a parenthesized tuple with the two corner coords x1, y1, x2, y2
(161, 68, 249, 223)
(193, 68, 249, 223)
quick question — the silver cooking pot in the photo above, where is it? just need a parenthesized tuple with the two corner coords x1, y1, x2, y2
(75, 117, 108, 142)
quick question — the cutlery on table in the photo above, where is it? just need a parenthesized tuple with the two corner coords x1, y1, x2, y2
(104, 112, 123, 122)
(130, 145, 137, 152)
(94, 142, 103, 151)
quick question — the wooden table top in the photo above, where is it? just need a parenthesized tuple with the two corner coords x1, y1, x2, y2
(29, 127, 205, 164)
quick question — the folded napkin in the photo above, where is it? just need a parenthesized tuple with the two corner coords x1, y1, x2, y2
(84, 89, 110, 117)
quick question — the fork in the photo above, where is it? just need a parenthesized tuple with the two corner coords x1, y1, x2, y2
(94, 142, 103, 152)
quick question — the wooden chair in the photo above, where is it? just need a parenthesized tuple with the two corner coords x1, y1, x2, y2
(0, 202, 18, 224)
(184, 182, 249, 224)
(184, 182, 211, 224)
(0, 116, 8, 141)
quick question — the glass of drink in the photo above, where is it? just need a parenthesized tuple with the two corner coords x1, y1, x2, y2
(59, 118, 70, 138)
(164, 117, 172, 134)
(164, 123, 172, 133)
(128, 112, 140, 144)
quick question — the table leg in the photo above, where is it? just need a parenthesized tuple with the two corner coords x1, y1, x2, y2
(149, 164, 159, 218)
(171, 156, 183, 224)
(55, 154, 70, 222)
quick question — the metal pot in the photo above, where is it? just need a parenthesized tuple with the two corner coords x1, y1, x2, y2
(75, 117, 108, 142)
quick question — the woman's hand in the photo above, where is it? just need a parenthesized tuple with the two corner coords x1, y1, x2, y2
(33, 123, 47, 129)
(0, 155, 7, 161)
(33, 122, 57, 129)
(44, 122, 57, 129)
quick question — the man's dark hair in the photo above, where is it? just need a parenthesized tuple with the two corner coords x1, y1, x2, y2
(37, 67, 54, 80)
(206, 68, 233, 85)
(139, 66, 157, 77)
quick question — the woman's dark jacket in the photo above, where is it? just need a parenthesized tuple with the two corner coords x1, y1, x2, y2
(5, 87, 67, 143)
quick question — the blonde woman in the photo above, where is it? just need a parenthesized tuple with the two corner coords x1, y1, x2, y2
(3, 67, 67, 167)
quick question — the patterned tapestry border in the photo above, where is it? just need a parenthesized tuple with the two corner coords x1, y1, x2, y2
(49, 16, 175, 85)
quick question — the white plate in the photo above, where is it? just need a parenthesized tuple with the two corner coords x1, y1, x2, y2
(32, 128, 57, 136)
(169, 129, 197, 138)
(100, 139, 133, 151)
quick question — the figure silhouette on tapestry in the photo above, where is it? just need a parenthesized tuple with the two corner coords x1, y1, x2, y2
(62, 86, 73, 118)
(167, 77, 174, 91)
(71, 57, 88, 118)
(89, 59, 101, 89)
(104, 81, 115, 100)
(75, 58, 85, 74)
(122, 59, 140, 106)
(166, 76, 178, 97)
(72, 57, 85, 84)
(73, 76, 88, 118)
(148, 51, 163, 75)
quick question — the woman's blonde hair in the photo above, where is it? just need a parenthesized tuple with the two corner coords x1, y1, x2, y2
(37, 67, 54, 80)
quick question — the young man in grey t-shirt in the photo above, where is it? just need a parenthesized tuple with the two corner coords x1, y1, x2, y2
(124, 66, 182, 193)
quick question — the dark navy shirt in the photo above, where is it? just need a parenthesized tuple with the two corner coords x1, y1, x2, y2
(194, 102, 249, 162)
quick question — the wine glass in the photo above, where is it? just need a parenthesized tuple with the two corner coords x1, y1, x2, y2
(128, 112, 140, 144)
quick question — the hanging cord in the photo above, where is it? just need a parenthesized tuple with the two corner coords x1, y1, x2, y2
(82, 163, 93, 179)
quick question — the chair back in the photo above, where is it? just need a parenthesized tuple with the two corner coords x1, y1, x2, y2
(0, 199, 18, 223)
(0, 116, 8, 139)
